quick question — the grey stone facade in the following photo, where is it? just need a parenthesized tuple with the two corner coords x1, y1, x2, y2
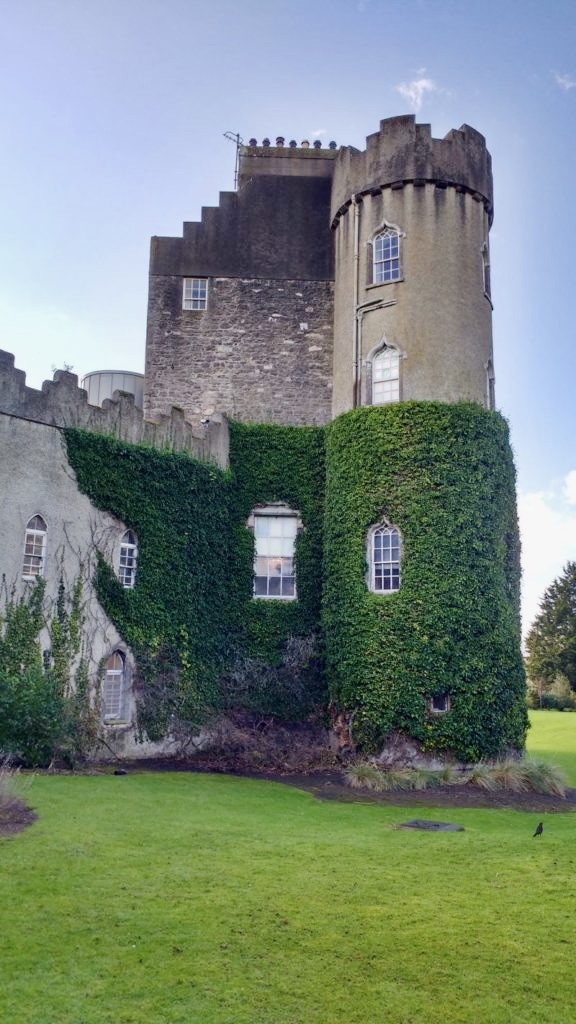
(145, 275, 334, 426)
(144, 115, 495, 426)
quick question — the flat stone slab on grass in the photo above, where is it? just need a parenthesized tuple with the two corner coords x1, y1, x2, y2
(399, 819, 464, 832)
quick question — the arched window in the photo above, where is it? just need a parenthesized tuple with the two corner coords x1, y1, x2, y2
(118, 530, 138, 589)
(248, 505, 301, 600)
(373, 227, 401, 284)
(22, 515, 47, 579)
(372, 346, 400, 405)
(102, 651, 128, 722)
(369, 525, 401, 594)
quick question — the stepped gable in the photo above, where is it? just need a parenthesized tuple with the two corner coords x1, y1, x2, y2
(0, 350, 228, 468)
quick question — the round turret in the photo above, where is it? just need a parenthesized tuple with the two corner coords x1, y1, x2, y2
(330, 115, 495, 416)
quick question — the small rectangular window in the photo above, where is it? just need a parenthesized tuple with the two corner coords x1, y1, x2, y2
(183, 278, 208, 311)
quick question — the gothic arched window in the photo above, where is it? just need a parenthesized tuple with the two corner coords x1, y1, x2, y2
(373, 227, 401, 284)
(368, 525, 401, 594)
(22, 515, 47, 579)
(102, 651, 128, 722)
(372, 346, 400, 405)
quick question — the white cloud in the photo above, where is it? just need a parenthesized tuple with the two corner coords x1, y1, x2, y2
(518, 471, 576, 636)
(395, 76, 438, 112)
(554, 72, 576, 91)
(311, 129, 326, 138)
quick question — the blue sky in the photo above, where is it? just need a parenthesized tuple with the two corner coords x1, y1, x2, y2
(1, 0, 575, 633)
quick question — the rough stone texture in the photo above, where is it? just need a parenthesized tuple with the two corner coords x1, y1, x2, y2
(144, 276, 334, 426)
(0, 414, 182, 759)
(0, 349, 228, 468)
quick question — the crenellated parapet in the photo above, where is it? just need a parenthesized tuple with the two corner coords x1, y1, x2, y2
(331, 114, 493, 226)
(0, 350, 229, 468)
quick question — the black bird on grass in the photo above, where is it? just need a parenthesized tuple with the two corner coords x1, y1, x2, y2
(533, 821, 544, 837)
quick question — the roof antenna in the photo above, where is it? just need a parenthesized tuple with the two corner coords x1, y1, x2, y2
(223, 131, 243, 190)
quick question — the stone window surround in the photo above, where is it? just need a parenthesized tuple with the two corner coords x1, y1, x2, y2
(362, 337, 405, 407)
(367, 221, 405, 287)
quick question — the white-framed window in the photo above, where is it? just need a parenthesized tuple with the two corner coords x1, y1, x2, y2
(372, 346, 400, 405)
(373, 227, 401, 284)
(428, 693, 451, 715)
(22, 515, 47, 579)
(368, 525, 401, 594)
(102, 651, 128, 722)
(183, 278, 208, 310)
(249, 507, 300, 600)
(118, 530, 138, 589)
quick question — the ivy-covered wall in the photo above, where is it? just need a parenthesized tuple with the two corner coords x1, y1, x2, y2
(65, 401, 526, 761)
(323, 402, 527, 761)
(64, 422, 326, 735)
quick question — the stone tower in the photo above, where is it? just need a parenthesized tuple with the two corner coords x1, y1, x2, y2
(144, 115, 495, 427)
(330, 115, 495, 416)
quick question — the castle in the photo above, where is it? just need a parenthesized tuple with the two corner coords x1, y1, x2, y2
(0, 116, 527, 763)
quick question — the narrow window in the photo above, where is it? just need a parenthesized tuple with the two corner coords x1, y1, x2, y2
(373, 228, 401, 284)
(372, 347, 400, 405)
(482, 242, 491, 299)
(22, 515, 47, 579)
(118, 530, 138, 589)
(102, 651, 127, 722)
(429, 693, 451, 714)
(486, 359, 495, 411)
(182, 278, 208, 310)
(370, 526, 401, 593)
(252, 511, 298, 600)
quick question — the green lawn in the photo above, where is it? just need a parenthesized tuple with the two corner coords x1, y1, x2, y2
(527, 709, 576, 784)
(2, 714, 576, 1024)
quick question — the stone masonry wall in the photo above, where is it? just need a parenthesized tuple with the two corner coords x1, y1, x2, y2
(0, 349, 229, 468)
(144, 276, 334, 426)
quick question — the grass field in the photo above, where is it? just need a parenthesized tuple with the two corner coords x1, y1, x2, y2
(527, 709, 576, 785)
(2, 713, 576, 1024)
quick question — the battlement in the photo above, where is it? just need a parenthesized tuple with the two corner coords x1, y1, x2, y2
(331, 114, 493, 225)
(238, 138, 338, 188)
(0, 350, 229, 468)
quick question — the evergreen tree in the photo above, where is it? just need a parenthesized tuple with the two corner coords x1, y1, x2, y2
(526, 562, 576, 692)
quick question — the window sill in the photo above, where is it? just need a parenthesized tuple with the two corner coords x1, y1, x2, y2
(366, 279, 403, 291)
(253, 595, 298, 602)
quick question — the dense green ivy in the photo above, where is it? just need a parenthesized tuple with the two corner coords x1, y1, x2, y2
(65, 402, 526, 760)
(64, 423, 326, 735)
(323, 402, 527, 761)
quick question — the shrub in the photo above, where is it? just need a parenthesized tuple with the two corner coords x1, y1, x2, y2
(0, 758, 30, 816)
(345, 762, 386, 791)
